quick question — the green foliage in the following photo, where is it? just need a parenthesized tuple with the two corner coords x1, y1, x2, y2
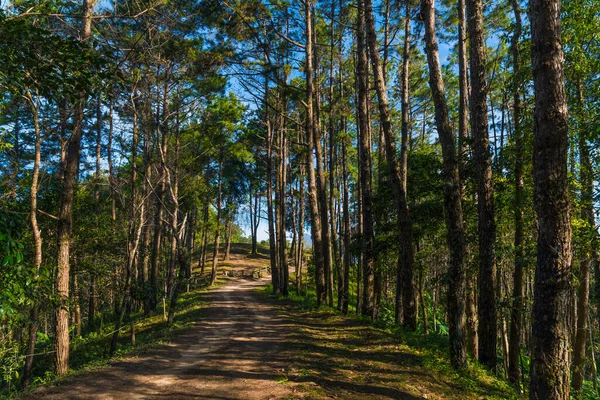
(0, 343, 24, 394)
(0, 209, 28, 318)
(0, 14, 110, 101)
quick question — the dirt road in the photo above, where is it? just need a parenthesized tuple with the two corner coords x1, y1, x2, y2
(25, 275, 299, 400)
(23, 261, 510, 400)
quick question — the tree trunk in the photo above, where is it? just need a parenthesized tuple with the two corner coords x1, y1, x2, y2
(167, 213, 189, 325)
(356, 1, 375, 318)
(186, 211, 195, 280)
(224, 216, 233, 261)
(111, 104, 145, 355)
(328, 0, 341, 309)
(72, 275, 81, 336)
(313, 55, 334, 308)
(150, 82, 169, 311)
(199, 201, 209, 274)
(305, 0, 327, 306)
(529, 0, 572, 397)
(341, 124, 351, 314)
(364, 0, 416, 328)
(419, 267, 428, 335)
(166, 127, 179, 307)
(279, 99, 289, 295)
(89, 99, 102, 329)
(458, 0, 478, 361)
(140, 164, 153, 315)
(466, 0, 497, 370)
(508, 0, 524, 386)
(250, 188, 259, 256)
(458, 0, 469, 186)
(421, 0, 468, 370)
(265, 63, 279, 294)
(54, 0, 96, 375)
(297, 151, 306, 295)
(110, 201, 145, 356)
(210, 157, 223, 286)
(22, 91, 43, 388)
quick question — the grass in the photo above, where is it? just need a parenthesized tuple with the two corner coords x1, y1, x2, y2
(257, 283, 521, 400)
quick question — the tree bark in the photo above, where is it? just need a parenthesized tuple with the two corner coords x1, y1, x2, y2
(54, 0, 96, 375)
(297, 151, 306, 295)
(224, 216, 232, 261)
(305, 0, 327, 306)
(458, 0, 478, 361)
(508, 0, 524, 386)
(150, 71, 170, 310)
(89, 99, 102, 329)
(364, 0, 416, 328)
(341, 123, 351, 314)
(265, 62, 280, 294)
(22, 90, 43, 388)
(111, 103, 145, 355)
(313, 52, 334, 307)
(210, 157, 223, 286)
(328, 0, 341, 309)
(279, 97, 289, 295)
(199, 201, 209, 274)
(529, 0, 572, 397)
(356, 1, 375, 319)
(421, 0, 468, 369)
(466, 0, 497, 370)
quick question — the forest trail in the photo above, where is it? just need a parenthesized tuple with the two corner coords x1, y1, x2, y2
(23, 269, 300, 399)
(22, 250, 509, 400)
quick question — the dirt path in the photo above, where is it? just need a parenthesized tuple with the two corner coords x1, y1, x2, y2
(23, 256, 512, 400)
(25, 275, 300, 400)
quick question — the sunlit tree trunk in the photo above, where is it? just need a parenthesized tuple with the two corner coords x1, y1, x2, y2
(210, 156, 223, 286)
(199, 201, 209, 275)
(265, 61, 279, 294)
(111, 107, 145, 356)
(54, 0, 97, 375)
(224, 215, 233, 261)
(297, 147, 306, 295)
(22, 90, 43, 388)
(279, 90, 289, 295)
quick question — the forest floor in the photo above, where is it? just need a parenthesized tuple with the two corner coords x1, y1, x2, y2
(21, 245, 517, 400)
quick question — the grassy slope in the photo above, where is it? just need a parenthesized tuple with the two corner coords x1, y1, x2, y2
(258, 285, 521, 400)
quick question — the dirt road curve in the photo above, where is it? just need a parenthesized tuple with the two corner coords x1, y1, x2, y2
(25, 276, 299, 400)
